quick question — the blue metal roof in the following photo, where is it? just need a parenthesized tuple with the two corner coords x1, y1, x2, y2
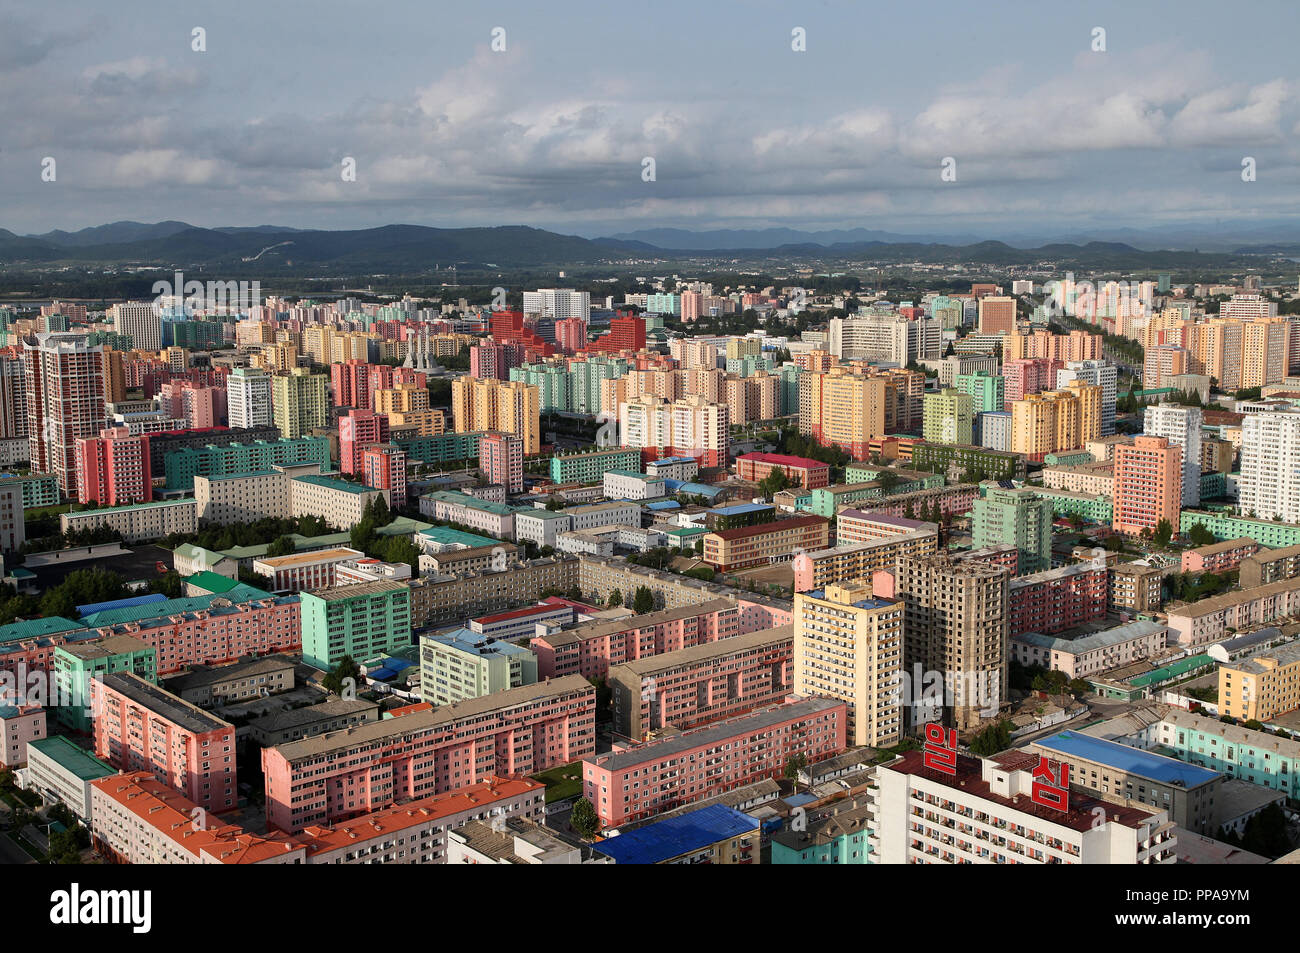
(645, 500, 680, 511)
(1036, 731, 1220, 787)
(76, 593, 169, 617)
(594, 805, 758, 864)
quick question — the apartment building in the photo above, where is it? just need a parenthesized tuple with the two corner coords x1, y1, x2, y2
(735, 453, 830, 490)
(262, 676, 595, 832)
(1112, 436, 1183, 537)
(870, 749, 1176, 864)
(549, 448, 643, 485)
(84, 592, 300, 676)
(1240, 544, 1300, 589)
(887, 555, 1010, 730)
(408, 557, 578, 628)
(163, 436, 331, 491)
(1218, 641, 1300, 722)
(61, 498, 198, 543)
(1239, 410, 1300, 524)
(1008, 558, 1109, 636)
(166, 656, 294, 707)
(1166, 577, 1300, 646)
(1181, 538, 1261, 574)
(1109, 561, 1167, 614)
(582, 698, 847, 826)
(452, 377, 541, 455)
(792, 528, 940, 593)
(1144, 404, 1203, 508)
(299, 580, 412, 671)
(529, 598, 739, 680)
(1011, 620, 1170, 678)
(90, 673, 237, 814)
(972, 486, 1053, 575)
(90, 771, 544, 865)
(1030, 731, 1221, 834)
(607, 625, 793, 741)
(25, 736, 115, 822)
(702, 515, 830, 572)
(419, 627, 539, 705)
(794, 581, 903, 747)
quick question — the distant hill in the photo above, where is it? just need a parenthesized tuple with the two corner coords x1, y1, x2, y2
(0, 221, 1268, 273)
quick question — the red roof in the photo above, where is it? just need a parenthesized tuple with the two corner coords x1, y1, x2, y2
(737, 452, 829, 470)
(474, 604, 569, 625)
(710, 515, 828, 541)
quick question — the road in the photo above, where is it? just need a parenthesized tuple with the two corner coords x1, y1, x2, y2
(0, 832, 36, 865)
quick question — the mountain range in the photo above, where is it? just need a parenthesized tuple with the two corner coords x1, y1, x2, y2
(0, 221, 1290, 274)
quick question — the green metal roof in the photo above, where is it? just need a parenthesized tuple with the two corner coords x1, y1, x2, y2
(26, 736, 114, 781)
(185, 571, 242, 594)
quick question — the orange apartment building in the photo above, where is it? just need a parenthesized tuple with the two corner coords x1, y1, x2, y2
(1112, 435, 1183, 537)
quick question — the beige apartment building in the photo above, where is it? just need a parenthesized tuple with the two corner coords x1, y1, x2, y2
(794, 580, 903, 747)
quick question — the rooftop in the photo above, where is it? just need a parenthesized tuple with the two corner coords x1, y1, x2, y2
(292, 474, 376, 495)
(708, 515, 827, 541)
(887, 749, 1163, 833)
(99, 672, 234, 735)
(591, 698, 843, 773)
(1169, 576, 1300, 619)
(26, 736, 115, 781)
(1013, 620, 1168, 655)
(253, 548, 365, 569)
(301, 579, 410, 603)
(56, 633, 153, 662)
(736, 452, 828, 469)
(247, 698, 380, 733)
(425, 627, 536, 658)
(609, 625, 793, 678)
(270, 675, 593, 761)
(1186, 537, 1259, 557)
(535, 598, 736, 648)
(593, 804, 759, 864)
(164, 655, 296, 692)
(1033, 731, 1220, 788)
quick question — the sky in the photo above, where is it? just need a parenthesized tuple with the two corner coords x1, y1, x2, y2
(2, 0, 1300, 240)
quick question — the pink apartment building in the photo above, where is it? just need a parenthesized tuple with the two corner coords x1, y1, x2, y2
(1003, 358, 1065, 409)
(479, 431, 524, 494)
(340, 408, 390, 474)
(75, 426, 152, 507)
(91, 771, 545, 865)
(1181, 537, 1261, 575)
(261, 675, 595, 832)
(0, 704, 46, 767)
(583, 697, 847, 826)
(362, 443, 407, 505)
(529, 598, 740, 681)
(160, 380, 226, 429)
(89, 594, 302, 674)
(91, 672, 237, 815)
(607, 624, 794, 741)
(1008, 561, 1109, 636)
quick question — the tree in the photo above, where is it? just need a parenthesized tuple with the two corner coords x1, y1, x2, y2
(608, 589, 623, 607)
(266, 535, 296, 558)
(783, 753, 808, 785)
(148, 571, 185, 599)
(1154, 519, 1173, 546)
(322, 655, 361, 696)
(632, 586, 655, 615)
(969, 720, 1013, 756)
(571, 797, 601, 839)
(48, 829, 83, 864)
